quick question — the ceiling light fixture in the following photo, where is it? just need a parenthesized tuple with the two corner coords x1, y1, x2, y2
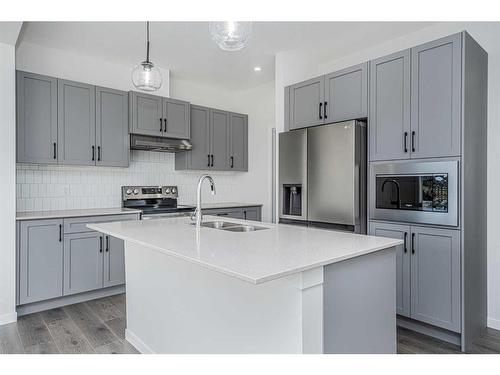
(254, 66, 262, 72)
(209, 21, 252, 51)
(131, 21, 162, 92)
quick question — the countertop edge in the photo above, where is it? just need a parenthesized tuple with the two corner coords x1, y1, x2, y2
(87, 223, 402, 285)
(16, 208, 142, 221)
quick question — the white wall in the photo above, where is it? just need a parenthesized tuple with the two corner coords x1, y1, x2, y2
(0, 41, 17, 324)
(274, 22, 500, 329)
(15, 42, 275, 221)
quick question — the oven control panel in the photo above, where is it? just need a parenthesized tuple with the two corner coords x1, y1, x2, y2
(122, 186, 178, 200)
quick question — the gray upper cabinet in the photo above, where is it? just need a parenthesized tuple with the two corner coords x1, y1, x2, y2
(176, 105, 211, 170)
(369, 50, 411, 161)
(369, 221, 411, 318)
(129, 91, 163, 137)
(18, 219, 63, 305)
(411, 33, 462, 158)
(210, 109, 230, 170)
(290, 76, 325, 129)
(229, 112, 248, 171)
(96, 86, 129, 167)
(163, 98, 190, 139)
(16, 71, 58, 164)
(103, 235, 126, 288)
(410, 226, 461, 332)
(129, 91, 190, 139)
(63, 232, 103, 296)
(57, 79, 96, 165)
(324, 62, 368, 123)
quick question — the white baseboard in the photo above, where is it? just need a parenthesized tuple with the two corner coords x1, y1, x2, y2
(0, 311, 17, 326)
(487, 317, 500, 330)
(125, 329, 154, 354)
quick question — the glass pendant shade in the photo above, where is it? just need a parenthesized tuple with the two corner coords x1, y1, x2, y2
(209, 22, 252, 51)
(132, 61, 162, 92)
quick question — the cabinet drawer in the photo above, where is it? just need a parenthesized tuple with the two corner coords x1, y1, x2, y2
(63, 214, 138, 234)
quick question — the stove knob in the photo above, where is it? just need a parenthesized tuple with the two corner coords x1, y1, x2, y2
(126, 189, 132, 195)
(133, 188, 139, 195)
(171, 187, 177, 194)
(165, 188, 171, 194)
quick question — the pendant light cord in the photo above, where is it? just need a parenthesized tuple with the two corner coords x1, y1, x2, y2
(146, 21, 150, 63)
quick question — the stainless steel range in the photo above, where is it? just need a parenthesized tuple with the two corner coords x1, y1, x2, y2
(122, 185, 195, 220)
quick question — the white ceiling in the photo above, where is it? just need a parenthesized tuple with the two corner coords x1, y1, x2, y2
(18, 22, 436, 90)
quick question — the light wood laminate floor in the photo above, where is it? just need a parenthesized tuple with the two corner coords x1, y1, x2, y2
(1, 294, 499, 354)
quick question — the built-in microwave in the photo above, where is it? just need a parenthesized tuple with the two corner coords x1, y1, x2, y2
(370, 160, 459, 227)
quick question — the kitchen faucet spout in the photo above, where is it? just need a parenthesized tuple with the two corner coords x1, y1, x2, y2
(192, 175, 216, 227)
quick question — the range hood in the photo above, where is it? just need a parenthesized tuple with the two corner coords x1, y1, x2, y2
(130, 134, 192, 153)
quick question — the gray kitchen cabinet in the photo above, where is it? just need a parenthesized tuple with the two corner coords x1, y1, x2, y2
(129, 91, 163, 137)
(410, 33, 462, 158)
(175, 105, 211, 170)
(290, 76, 325, 129)
(324, 62, 368, 123)
(284, 86, 291, 131)
(96, 86, 129, 167)
(103, 235, 126, 287)
(410, 226, 461, 332)
(18, 219, 63, 305)
(229, 112, 248, 171)
(203, 206, 262, 221)
(16, 71, 58, 164)
(57, 79, 96, 165)
(369, 50, 411, 161)
(163, 97, 190, 139)
(369, 221, 411, 318)
(210, 109, 230, 170)
(129, 91, 190, 139)
(63, 232, 104, 296)
(242, 207, 261, 221)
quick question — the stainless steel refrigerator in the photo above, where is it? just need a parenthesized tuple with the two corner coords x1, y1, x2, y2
(279, 120, 367, 233)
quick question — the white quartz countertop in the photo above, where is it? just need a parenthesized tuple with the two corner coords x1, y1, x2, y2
(193, 202, 263, 209)
(88, 216, 402, 285)
(16, 207, 142, 221)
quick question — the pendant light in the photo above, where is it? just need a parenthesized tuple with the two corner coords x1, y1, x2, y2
(131, 21, 162, 91)
(209, 22, 252, 51)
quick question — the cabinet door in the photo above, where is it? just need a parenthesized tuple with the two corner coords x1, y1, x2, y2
(19, 219, 63, 304)
(210, 109, 230, 170)
(369, 221, 411, 317)
(410, 226, 461, 332)
(243, 207, 261, 221)
(63, 232, 103, 296)
(229, 112, 248, 171)
(16, 71, 58, 164)
(103, 235, 125, 288)
(410, 33, 462, 158)
(96, 86, 129, 167)
(184, 105, 211, 170)
(203, 208, 245, 219)
(369, 50, 411, 161)
(290, 76, 325, 129)
(163, 98, 190, 139)
(57, 79, 96, 165)
(324, 62, 368, 123)
(129, 91, 163, 137)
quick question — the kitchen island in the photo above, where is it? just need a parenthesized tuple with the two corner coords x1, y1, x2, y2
(88, 216, 402, 354)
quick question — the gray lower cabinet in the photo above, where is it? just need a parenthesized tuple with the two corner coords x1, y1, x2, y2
(411, 33, 462, 159)
(63, 232, 103, 296)
(289, 76, 325, 130)
(103, 235, 126, 287)
(18, 219, 63, 305)
(57, 79, 96, 165)
(129, 91, 190, 139)
(369, 221, 461, 332)
(176, 107, 248, 171)
(369, 222, 410, 317)
(411, 226, 461, 333)
(242, 207, 260, 221)
(324, 62, 368, 123)
(369, 50, 411, 161)
(16, 71, 58, 164)
(203, 206, 262, 221)
(96, 86, 129, 167)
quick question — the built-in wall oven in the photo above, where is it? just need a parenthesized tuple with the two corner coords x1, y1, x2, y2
(370, 160, 459, 227)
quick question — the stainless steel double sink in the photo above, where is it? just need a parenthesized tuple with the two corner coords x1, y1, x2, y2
(194, 221, 268, 232)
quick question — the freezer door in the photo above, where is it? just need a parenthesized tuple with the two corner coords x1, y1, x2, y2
(279, 129, 307, 221)
(307, 121, 361, 227)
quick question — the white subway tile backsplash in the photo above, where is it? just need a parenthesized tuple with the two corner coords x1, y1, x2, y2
(16, 150, 243, 212)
